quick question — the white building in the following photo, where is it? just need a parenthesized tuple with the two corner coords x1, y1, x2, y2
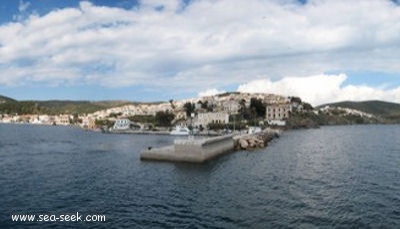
(222, 100, 241, 114)
(113, 118, 131, 130)
(1, 115, 14, 123)
(81, 116, 96, 129)
(29, 115, 51, 125)
(195, 112, 229, 128)
(54, 115, 71, 125)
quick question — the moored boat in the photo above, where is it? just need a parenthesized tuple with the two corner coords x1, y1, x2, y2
(170, 125, 190, 135)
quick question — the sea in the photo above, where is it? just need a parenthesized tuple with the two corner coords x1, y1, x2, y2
(0, 124, 399, 228)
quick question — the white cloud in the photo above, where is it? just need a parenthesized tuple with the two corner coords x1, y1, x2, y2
(139, 0, 182, 11)
(237, 73, 400, 106)
(0, 0, 400, 101)
(198, 88, 226, 97)
(13, 0, 31, 21)
(18, 0, 30, 12)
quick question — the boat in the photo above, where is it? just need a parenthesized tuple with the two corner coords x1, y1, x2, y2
(170, 125, 191, 136)
(247, 126, 262, 134)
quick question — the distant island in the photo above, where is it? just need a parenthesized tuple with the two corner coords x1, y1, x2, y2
(1, 93, 400, 132)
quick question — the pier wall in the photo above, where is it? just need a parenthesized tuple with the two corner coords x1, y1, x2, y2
(141, 134, 235, 163)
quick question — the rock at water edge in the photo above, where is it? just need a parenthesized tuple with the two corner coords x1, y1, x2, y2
(239, 139, 249, 149)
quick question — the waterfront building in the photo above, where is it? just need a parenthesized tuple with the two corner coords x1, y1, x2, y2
(81, 116, 96, 129)
(0, 115, 14, 123)
(30, 115, 41, 124)
(195, 112, 229, 128)
(265, 104, 291, 126)
(55, 115, 71, 125)
(113, 118, 131, 130)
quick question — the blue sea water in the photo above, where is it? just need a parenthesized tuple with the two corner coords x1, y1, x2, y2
(0, 124, 399, 228)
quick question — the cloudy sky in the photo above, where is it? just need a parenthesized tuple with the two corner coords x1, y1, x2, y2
(0, 0, 400, 105)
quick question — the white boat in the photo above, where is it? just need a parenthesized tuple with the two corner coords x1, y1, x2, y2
(170, 126, 190, 135)
(247, 126, 262, 134)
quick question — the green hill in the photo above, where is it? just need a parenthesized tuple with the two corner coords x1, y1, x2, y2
(287, 100, 400, 128)
(319, 100, 400, 122)
(0, 95, 16, 103)
(0, 94, 136, 115)
(35, 100, 134, 115)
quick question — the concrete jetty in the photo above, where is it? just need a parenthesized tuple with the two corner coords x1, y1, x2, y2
(140, 129, 281, 163)
(140, 134, 235, 163)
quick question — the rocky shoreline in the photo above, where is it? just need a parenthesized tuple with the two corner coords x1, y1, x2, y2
(233, 129, 281, 151)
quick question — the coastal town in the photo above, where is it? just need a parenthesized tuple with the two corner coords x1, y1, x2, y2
(0, 92, 295, 131)
(0, 92, 379, 134)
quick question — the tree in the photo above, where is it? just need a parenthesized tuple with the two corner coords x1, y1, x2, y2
(250, 98, 266, 118)
(290, 96, 302, 104)
(155, 111, 175, 127)
(109, 112, 122, 118)
(184, 102, 195, 117)
(199, 100, 208, 109)
(303, 102, 313, 111)
(0, 101, 47, 115)
(95, 119, 114, 128)
(128, 115, 155, 124)
(169, 99, 175, 109)
(71, 113, 80, 124)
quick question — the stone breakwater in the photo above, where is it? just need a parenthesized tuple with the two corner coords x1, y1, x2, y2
(233, 129, 281, 151)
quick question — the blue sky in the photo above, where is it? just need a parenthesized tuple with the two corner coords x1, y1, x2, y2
(0, 0, 400, 105)
(0, 0, 138, 22)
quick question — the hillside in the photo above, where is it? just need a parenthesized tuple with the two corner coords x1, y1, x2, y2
(0, 95, 135, 115)
(286, 100, 400, 128)
(319, 100, 400, 122)
(2, 93, 400, 125)
(36, 100, 134, 115)
(0, 95, 16, 103)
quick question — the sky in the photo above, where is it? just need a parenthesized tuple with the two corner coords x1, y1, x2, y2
(0, 0, 400, 105)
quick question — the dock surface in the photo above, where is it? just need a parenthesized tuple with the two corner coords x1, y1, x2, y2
(140, 134, 235, 163)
